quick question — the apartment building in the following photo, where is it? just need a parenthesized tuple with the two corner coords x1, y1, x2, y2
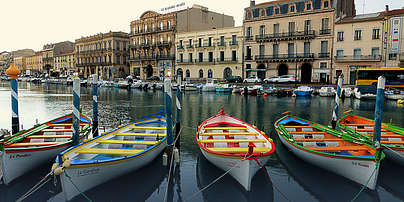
(54, 51, 75, 76)
(384, 7, 404, 68)
(41, 41, 74, 76)
(175, 26, 243, 80)
(25, 52, 43, 75)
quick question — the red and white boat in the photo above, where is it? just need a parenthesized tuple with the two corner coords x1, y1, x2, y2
(196, 109, 275, 191)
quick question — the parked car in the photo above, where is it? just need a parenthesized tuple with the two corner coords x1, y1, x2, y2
(146, 76, 160, 81)
(243, 76, 262, 83)
(277, 75, 296, 83)
(263, 76, 280, 83)
(226, 76, 243, 83)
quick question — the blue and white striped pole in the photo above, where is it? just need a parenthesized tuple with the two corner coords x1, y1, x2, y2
(92, 75, 99, 137)
(331, 74, 344, 129)
(72, 76, 81, 145)
(5, 63, 21, 134)
(175, 75, 182, 149)
(164, 71, 173, 146)
(374, 76, 385, 149)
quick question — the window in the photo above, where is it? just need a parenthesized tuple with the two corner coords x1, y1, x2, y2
(199, 52, 203, 62)
(273, 44, 279, 56)
(304, 20, 311, 33)
(289, 4, 296, 13)
(179, 40, 183, 48)
(372, 28, 380, 39)
(321, 41, 328, 54)
(246, 46, 252, 60)
(232, 51, 237, 61)
(220, 51, 224, 61)
(145, 24, 148, 32)
(354, 30, 362, 40)
(198, 38, 202, 47)
(199, 69, 203, 78)
(209, 52, 213, 62)
(304, 42, 310, 56)
(371, 47, 380, 56)
(160, 22, 164, 30)
(220, 36, 225, 46)
(336, 49, 344, 59)
(337, 31, 344, 41)
(305, 1, 313, 11)
(208, 37, 213, 46)
(247, 27, 252, 38)
(247, 12, 252, 19)
(321, 18, 329, 34)
(275, 6, 280, 14)
(259, 45, 265, 56)
(288, 43, 294, 57)
(208, 69, 213, 78)
(261, 9, 266, 17)
(189, 53, 193, 62)
(354, 48, 361, 59)
(167, 21, 171, 29)
(260, 25, 265, 36)
(273, 23, 279, 35)
(186, 69, 190, 78)
(323, 0, 330, 9)
(288, 22, 295, 35)
(232, 35, 237, 45)
(188, 39, 192, 46)
(180, 53, 183, 62)
(389, 53, 397, 60)
(320, 62, 328, 68)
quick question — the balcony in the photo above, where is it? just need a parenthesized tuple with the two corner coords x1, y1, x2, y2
(186, 44, 194, 49)
(195, 58, 215, 64)
(216, 57, 238, 64)
(176, 60, 194, 65)
(157, 41, 172, 47)
(335, 55, 382, 62)
(217, 42, 226, 47)
(177, 45, 184, 50)
(255, 53, 315, 63)
(132, 26, 176, 35)
(229, 41, 238, 46)
(319, 29, 331, 35)
(318, 52, 330, 58)
(245, 56, 253, 61)
(156, 55, 174, 60)
(245, 36, 254, 41)
(255, 30, 315, 42)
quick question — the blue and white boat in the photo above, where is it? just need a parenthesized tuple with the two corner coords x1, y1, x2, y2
(55, 110, 167, 201)
(385, 89, 404, 100)
(293, 86, 313, 96)
(215, 84, 233, 93)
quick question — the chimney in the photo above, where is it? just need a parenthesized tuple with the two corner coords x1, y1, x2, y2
(250, 0, 255, 7)
(385, 5, 389, 12)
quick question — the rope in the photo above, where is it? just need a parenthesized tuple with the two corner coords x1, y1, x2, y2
(350, 163, 379, 202)
(16, 171, 53, 202)
(64, 171, 93, 202)
(254, 159, 292, 202)
(163, 126, 182, 202)
(185, 154, 252, 201)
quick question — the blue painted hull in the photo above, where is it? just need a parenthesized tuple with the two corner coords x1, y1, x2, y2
(293, 90, 312, 96)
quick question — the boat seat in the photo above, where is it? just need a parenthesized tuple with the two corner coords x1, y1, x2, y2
(345, 124, 374, 127)
(305, 146, 370, 151)
(381, 140, 404, 144)
(208, 147, 270, 153)
(285, 128, 296, 132)
(355, 129, 388, 132)
(48, 123, 87, 127)
(380, 134, 403, 138)
(26, 135, 72, 139)
(6, 142, 58, 147)
(76, 148, 143, 155)
(41, 129, 73, 132)
(97, 140, 160, 145)
(292, 134, 325, 139)
(199, 132, 257, 136)
(301, 141, 339, 147)
(130, 126, 166, 130)
(302, 128, 314, 132)
(115, 133, 166, 137)
(294, 138, 341, 142)
(288, 131, 325, 134)
(198, 139, 266, 143)
(204, 127, 247, 130)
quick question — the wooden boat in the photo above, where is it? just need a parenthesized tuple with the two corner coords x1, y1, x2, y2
(353, 85, 376, 100)
(338, 114, 404, 166)
(274, 115, 383, 190)
(216, 84, 233, 93)
(293, 86, 313, 96)
(0, 113, 91, 185)
(196, 109, 275, 191)
(318, 87, 336, 97)
(56, 111, 167, 201)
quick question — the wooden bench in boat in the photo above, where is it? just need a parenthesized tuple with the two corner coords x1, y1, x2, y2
(305, 146, 370, 151)
(115, 133, 166, 137)
(288, 131, 326, 134)
(47, 123, 88, 127)
(381, 140, 404, 144)
(208, 147, 270, 153)
(294, 138, 342, 142)
(204, 127, 247, 130)
(41, 129, 73, 132)
(26, 135, 72, 139)
(76, 148, 143, 155)
(199, 132, 257, 136)
(130, 126, 166, 130)
(97, 140, 160, 145)
(283, 125, 312, 128)
(355, 128, 388, 132)
(198, 139, 266, 143)
(6, 142, 59, 147)
(345, 124, 373, 127)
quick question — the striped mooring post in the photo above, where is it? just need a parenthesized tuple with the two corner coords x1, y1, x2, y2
(175, 75, 182, 149)
(72, 76, 81, 146)
(164, 71, 173, 147)
(331, 74, 344, 129)
(373, 76, 386, 149)
(92, 75, 99, 137)
(5, 63, 21, 134)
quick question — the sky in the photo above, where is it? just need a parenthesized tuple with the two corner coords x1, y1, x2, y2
(1, 0, 403, 52)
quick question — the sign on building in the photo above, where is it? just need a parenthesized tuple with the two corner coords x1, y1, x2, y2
(390, 17, 402, 54)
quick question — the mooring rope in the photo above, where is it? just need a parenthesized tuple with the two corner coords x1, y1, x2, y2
(350, 163, 379, 202)
(254, 159, 292, 202)
(16, 171, 53, 202)
(163, 126, 182, 202)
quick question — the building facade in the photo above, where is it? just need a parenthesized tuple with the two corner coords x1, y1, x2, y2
(129, 4, 235, 80)
(383, 7, 404, 68)
(13, 57, 26, 74)
(75, 32, 130, 79)
(334, 13, 384, 84)
(175, 26, 243, 80)
(243, 0, 355, 83)
(41, 41, 74, 76)
(54, 51, 75, 76)
(25, 52, 43, 75)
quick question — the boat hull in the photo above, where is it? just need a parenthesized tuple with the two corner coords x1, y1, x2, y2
(60, 141, 166, 201)
(384, 148, 404, 166)
(385, 94, 404, 100)
(278, 135, 379, 189)
(293, 91, 312, 96)
(200, 148, 270, 191)
(1, 145, 70, 184)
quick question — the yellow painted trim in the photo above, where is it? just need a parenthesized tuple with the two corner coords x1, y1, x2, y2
(130, 126, 166, 130)
(208, 147, 271, 153)
(198, 139, 266, 143)
(97, 140, 160, 145)
(115, 133, 166, 137)
(199, 132, 257, 136)
(204, 127, 247, 130)
(76, 148, 144, 155)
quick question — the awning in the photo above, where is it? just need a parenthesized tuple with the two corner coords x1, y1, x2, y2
(246, 69, 267, 72)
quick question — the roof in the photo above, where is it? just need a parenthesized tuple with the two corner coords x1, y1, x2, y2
(384, 8, 404, 16)
(337, 12, 384, 24)
(254, 0, 291, 7)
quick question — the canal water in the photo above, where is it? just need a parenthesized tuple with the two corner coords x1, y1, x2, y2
(0, 81, 404, 202)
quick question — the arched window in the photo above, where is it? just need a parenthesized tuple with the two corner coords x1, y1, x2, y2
(186, 69, 190, 78)
(208, 69, 213, 78)
(199, 69, 204, 78)
(274, 6, 281, 15)
(305, 1, 313, 11)
(223, 67, 232, 79)
(177, 68, 183, 80)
